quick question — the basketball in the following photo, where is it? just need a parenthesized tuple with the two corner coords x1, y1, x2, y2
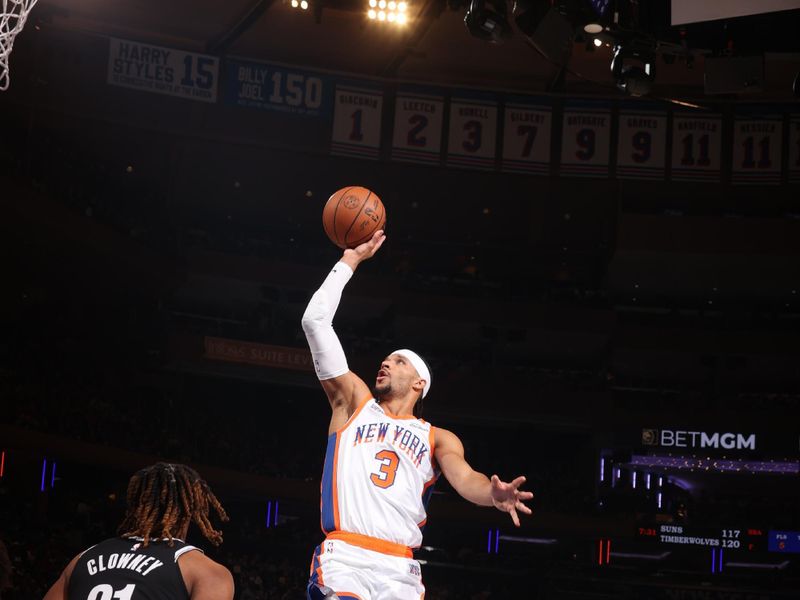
(322, 186, 386, 249)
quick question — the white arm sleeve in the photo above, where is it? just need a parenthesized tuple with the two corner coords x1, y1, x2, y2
(301, 262, 353, 380)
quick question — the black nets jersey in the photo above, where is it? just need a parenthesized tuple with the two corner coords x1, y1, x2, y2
(67, 537, 202, 600)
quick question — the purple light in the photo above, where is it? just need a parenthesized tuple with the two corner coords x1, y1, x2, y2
(630, 455, 799, 474)
(658, 476, 663, 488)
(599, 457, 605, 482)
(274, 500, 279, 526)
(632, 471, 637, 489)
(719, 548, 723, 572)
(40, 458, 47, 492)
(487, 529, 492, 553)
(657, 492, 663, 509)
(50, 462, 56, 488)
(711, 548, 716, 574)
(495, 528, 500, 554)
(266, 501, 272, 528)
(645, 473, 651, 490)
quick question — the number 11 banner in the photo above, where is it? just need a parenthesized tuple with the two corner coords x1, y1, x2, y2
(501, 101, 551, 175)
(331, 84, 383, 160)
(788, 117, 800, 185)
(560, 105, 611, 178)
(446, 97, 498, 171)
(671, 115, 722, 182)
(731, 118, 783, 185)
(616, 109, 667, 180)
(392, 90, 445, 165)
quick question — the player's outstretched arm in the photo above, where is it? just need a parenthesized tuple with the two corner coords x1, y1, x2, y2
(302, 230, 385, 431)
(435, 428, 534, 527)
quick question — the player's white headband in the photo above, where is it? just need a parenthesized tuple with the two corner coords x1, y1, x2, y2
(392, 349, 431, 399)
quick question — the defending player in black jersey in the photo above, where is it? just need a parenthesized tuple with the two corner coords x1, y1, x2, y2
(43, 463, 234, 600)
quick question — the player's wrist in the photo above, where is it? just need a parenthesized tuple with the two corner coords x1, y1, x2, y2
(339, 254, 361, 271)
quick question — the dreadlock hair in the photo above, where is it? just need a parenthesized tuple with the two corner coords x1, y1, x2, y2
(117, 463, 229, 548)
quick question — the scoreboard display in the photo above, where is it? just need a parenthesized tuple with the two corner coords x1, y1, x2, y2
(637, 524, 767, 551)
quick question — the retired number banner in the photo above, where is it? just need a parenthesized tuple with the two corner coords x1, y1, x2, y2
(391, 90, 445, 165)
(501, 101, 551, 175)
(107, 37, 218, 103)
(331, 85, 383, 160)
(560, 106, 611, 178)
(671, 115, 722, 182)
(731, 118, 783, 185)
(789, 117, 800, 185)
(446, 98, 498, 171)
(616, 110, 667, 180)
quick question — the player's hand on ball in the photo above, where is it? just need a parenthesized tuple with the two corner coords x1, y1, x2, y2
(490, 475, 533, 527)
(343, 229, 386, 267)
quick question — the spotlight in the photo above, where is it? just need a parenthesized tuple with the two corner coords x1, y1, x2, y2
(593, 37, 602, 47)
(388, 1, 396, 8)
(369, 0, 377, 6)
(611, 44, 656, 97)
(300, 0, 308, 8)
(291, 0, 298, 6)
(368, 8, 377, 18)
(398, 1, 407, 10)
(397, 12, 407, 23)
(379, 0, 386, 8)
(465, 0, 512, 43)
(378, 9, 386, 19)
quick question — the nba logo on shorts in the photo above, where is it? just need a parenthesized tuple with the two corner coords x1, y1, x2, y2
(409, 563, 420, 577)
(641, 429, 658, 446)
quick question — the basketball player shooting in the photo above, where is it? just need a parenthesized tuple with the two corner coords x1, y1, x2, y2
(43, 463, 234, 600)
(303, 230, 533, 600)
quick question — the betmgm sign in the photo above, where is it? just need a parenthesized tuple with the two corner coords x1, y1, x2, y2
(642, 428, 756, 451)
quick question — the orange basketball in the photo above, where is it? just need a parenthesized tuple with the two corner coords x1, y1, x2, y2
(322, 186, 386, 249)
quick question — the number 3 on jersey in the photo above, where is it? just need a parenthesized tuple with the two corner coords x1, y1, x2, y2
(370, 450, 399, 488)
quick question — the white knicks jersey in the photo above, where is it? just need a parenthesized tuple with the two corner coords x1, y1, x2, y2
(320, 398, 440, 548)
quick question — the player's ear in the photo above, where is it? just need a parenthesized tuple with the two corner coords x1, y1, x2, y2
(412, 378, 426, 394)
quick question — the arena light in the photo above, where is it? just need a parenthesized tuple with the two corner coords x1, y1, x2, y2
(367, 0, 408, 24)
(611, 44, 656, 97)
(465, 0, 512, 43)
(290, 0, 309, 9)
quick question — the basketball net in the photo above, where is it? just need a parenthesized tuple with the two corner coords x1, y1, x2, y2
(0, 0, 38, 91)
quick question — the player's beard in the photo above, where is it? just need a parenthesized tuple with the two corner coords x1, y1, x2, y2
(372, 382, 392, 400)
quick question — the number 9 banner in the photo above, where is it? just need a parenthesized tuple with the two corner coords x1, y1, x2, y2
(560, 105, 611, 178)
(616, 109, 667, 180)
(446, 98, 498, 171)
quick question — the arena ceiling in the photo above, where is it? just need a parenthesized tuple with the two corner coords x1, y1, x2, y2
(30, 0, 800, 101)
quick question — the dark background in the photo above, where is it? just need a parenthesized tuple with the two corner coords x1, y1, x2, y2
(1, 1, 799, 598)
